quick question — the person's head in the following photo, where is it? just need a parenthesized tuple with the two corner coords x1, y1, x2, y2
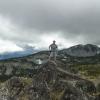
(53, 40, 56, 44)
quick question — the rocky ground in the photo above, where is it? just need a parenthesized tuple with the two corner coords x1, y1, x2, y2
(0, 51, 100, 100)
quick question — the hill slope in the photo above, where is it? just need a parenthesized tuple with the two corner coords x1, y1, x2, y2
(0, 51, 100, 100)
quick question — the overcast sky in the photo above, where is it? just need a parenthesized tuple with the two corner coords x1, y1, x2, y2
(0, 0, 100, 53)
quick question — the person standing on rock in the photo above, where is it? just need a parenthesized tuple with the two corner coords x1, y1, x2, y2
(49, 40, 58, 61)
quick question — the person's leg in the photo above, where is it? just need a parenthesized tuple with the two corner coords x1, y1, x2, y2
(54, 53, 56, 61)
(49, 55, 51, 61)
(49, 52, 52, 61)
(54, 52, 57, 61)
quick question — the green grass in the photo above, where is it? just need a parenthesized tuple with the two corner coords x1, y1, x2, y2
(70, 64, 100, 78)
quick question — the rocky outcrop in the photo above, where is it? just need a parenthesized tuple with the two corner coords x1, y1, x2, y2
(0, 61, 98, 100)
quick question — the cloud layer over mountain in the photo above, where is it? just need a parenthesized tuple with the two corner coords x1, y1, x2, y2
(0, 0, 100, 52)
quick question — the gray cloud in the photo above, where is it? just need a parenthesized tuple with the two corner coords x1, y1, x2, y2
(0, 0, 100, 49)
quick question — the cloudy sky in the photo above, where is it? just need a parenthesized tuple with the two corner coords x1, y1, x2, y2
(0, 0, 100, 53)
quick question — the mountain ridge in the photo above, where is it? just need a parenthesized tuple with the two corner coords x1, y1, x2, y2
(0, 44, 100, 60)
(61, 44, 100, 57)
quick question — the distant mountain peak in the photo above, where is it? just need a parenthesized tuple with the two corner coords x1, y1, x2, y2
(62, 44, 100, 57)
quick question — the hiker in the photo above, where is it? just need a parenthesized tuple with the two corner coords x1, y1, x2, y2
(49, 40, 58, 61)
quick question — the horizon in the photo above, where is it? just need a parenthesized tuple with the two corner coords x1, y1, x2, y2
(0, 43, 100, 54)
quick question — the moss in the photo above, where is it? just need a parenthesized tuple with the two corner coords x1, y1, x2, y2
(97, 83, 100, 92)
(70, 64, 100, 78)
(20, 77, 33, 86)
(87, 92, 100, 97)
(18, 94, 29, 100)
(50, 90, 65, 100)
